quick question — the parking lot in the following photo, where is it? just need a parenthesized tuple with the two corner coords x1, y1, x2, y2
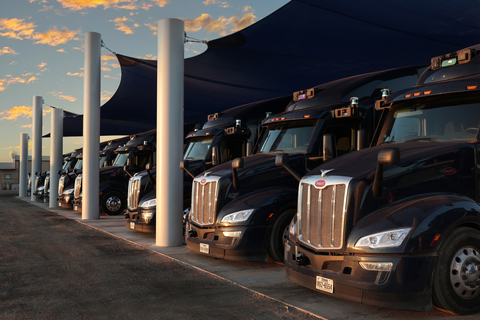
(2, 191, 478, 319)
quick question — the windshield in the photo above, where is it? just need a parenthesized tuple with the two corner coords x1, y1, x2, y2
(73, 159, 83, 170)
(113, 152, 130, 167)
(378, 93, 480, 145)
(183, 136, 214, 160)
(99, 156, 106, 167)
(258, 120, 317, 153)
(62, 161, 71, 170)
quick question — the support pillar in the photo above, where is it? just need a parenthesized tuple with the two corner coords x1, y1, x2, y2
(19, 133, 28, 197)
(31, 96, 42, 201)
(156, 19, 184, 246)
(49, 107, 63, 208)
(82, 32, 101, 220)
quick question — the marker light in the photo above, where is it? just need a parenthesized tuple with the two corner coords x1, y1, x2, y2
(467, 85, 477, 90)
(223, 231, 242, 237)
(414, 92, 421, 96)
(304, 115, 310, 118)
(405, 94, 411, 98)
(424, 91, 432, 95)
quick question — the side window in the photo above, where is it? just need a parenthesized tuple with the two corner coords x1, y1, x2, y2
(218, 138, 245, 163)
(324, 127, 355, 157)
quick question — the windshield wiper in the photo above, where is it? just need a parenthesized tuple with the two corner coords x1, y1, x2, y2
(404, 137, 441, 143)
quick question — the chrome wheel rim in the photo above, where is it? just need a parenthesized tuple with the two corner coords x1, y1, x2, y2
(450, 246, 480, 299)
(106, 196, 121, 212)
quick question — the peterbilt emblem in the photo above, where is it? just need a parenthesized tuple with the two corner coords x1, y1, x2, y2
(442, 167, 456, 175)
(200, 178, 207, 184)
(315, 180, 326, 188)
(320, 169, 334, 178)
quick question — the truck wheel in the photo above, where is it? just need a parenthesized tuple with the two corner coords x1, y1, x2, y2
(267, 209, 295, 263)
(432, 227, 480, 315)
(101, 191, 126, 216)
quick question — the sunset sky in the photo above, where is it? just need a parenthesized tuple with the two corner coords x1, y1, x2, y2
(0, 0, 289, 162)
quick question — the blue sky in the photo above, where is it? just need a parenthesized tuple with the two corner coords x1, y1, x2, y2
(0, 0, 289, 162)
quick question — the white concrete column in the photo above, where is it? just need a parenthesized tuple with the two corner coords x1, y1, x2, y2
(19, 133, 28, 197)
(156, 19, 184, 246)
(82, 32, 101, 220)
(49, 107, 63, 208)
(31, 96, 42, 201)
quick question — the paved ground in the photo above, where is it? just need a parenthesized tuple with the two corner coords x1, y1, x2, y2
(2, 191, 479, 319)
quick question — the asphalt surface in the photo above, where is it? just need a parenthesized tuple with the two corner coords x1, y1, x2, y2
(2, 191, 480, 320)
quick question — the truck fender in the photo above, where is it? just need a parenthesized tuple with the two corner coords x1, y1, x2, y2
(99, 181, 126, 198)
(348, 193, 480, 254)
(218, 187, 298, 226)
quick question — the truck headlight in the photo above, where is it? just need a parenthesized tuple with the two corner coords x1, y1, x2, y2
(141, 211, 154, 224)
(221, 209, 254, 223)
(355, 228, 411, 249)
(140, 199, 156, 208)
(63, 189, 74, 194)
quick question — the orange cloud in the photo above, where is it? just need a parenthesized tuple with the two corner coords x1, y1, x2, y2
(0, 105, 51, 121)
(21, 124, 32, 128)
(56, 48, 65, 52)
(0, 18, 36, 40)
(58, 0, 137, 10)
(0, 47, 19, 56)
(67, 71, 84, 77)
(49, 91, 77, 102)
(203, 0, 229, 8)
(151, 0, 169, 7)
(144, 22, 157, 35)
(243, 5, 251, 12)
(32, 26, 80, 46)
(185, 12, 256, 36)
(101, 90, 114, 101)
(110, 16, 137, 34)
(38, 62, 47, 68)
(0, 106, 32, 120)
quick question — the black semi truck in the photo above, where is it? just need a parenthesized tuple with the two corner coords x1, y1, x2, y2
(57, 137, 129, 209)
(72, 130, 156, 215)
(284, 45, 480, 315)
(125, 96, 292, 233)
(184, 65, 426, 263)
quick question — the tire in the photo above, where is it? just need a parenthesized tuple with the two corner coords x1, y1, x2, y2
(100, 191, 126, 216)
(267, 209, 296, 263)
(432, 227, 480, 315)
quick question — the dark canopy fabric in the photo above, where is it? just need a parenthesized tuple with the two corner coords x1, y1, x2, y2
(61, 0, 480, 137)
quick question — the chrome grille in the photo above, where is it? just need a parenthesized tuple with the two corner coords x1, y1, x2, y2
(59, 176, 65, 195)
(191, 176, 220, 226)
(298, 175, 351, 250)
(127, 176, 142, 211)
(44, 176, 50, 193)
(74, 174, 82, 199)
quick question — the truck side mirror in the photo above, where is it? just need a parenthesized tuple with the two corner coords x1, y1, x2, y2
(180, 160, 195, 179)
(104, 160, 108, 167)
(145, 162, 156, 187)
(123, 165, 133, 178)
(372, 148, 400, 197)
(231, 158, 244, 190)
(357, 129, 365, 150)
(275, 154, 302, 182)
(211, 146, 220, 165)
(246, 142, 253, 156)
(126, 158, 131, 169)
(323, 134, 337, 162)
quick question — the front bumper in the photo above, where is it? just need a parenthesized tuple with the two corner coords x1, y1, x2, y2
(125, 209, 155, 233)
(185, 221, 269, 262)
(58, 194, 73, 209)
(284, 238, 435, 312)
(72, 197, 82, 212)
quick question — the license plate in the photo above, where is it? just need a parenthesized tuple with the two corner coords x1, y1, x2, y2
(200, 243, 209, 254)
(130, 222, 135, 230)
(316, 276, 333, 294)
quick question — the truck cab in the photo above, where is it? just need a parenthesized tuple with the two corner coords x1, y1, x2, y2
(57, 149, 82, 208)
(72, 130, 155, 215)
(284, 45, 480, 315)
(125, 96, 292, 233)
(184, 65, 426, 263)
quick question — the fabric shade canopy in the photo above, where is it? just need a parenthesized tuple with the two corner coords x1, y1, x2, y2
(60, 0, 480, 137)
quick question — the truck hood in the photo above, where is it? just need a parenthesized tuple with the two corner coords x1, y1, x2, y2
(309, 141, 473, 180)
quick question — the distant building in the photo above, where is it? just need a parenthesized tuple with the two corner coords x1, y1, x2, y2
(0, 155, 50, 190)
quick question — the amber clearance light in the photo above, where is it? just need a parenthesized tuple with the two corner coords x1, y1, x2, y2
(467, 85, 478, 90)
(304, 115, 310, 118)
(405, 94, 412, 98)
